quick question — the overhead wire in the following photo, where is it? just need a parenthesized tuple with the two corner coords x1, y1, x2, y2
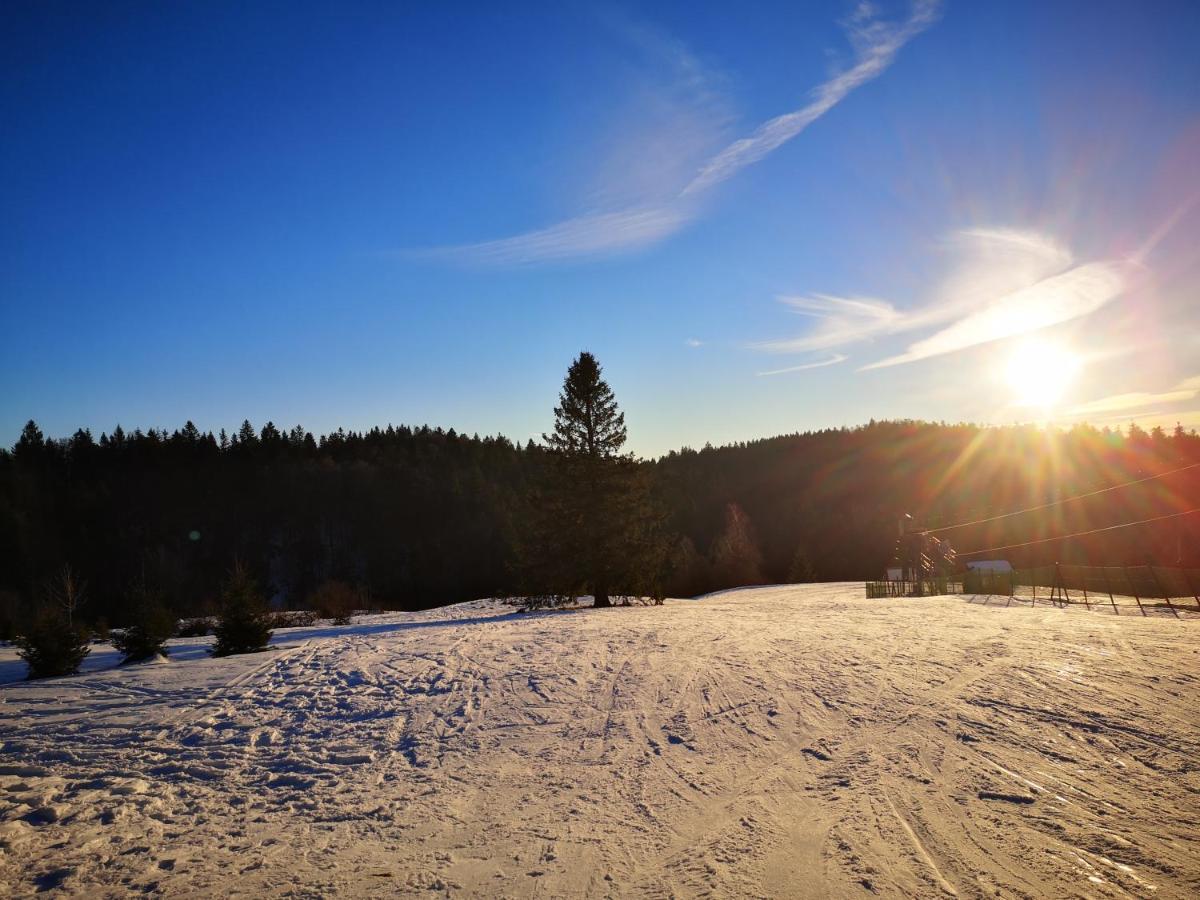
(954, 507, 1200, 558)
(920, 460, 1200, 536)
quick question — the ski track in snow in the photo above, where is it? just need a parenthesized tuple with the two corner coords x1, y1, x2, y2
(1, 585, 1198, 897)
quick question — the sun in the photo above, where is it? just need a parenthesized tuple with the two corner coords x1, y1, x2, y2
(1004, 339, 1082, 409)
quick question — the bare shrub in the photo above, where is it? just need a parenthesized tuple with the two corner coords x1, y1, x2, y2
(177, 617, 213, 638)
(307, 580, 357, 625)
(270, 609, 318, 629)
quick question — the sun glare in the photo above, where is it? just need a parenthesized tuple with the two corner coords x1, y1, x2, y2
(1004, 339, 1082, 409)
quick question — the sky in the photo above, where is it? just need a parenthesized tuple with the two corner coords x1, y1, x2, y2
(3, 0, 1200, 457)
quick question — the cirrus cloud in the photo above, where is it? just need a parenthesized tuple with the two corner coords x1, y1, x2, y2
(755, 227, 1130, 372)
(756, 353, 849, 376)
(1067, 375, 1200, 417)
(861, 259, 1128, 369)
(416, 2, 942, 265)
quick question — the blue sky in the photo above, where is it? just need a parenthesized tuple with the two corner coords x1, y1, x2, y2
(4, 0, 1199, 456)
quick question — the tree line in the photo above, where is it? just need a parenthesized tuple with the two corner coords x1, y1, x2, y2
(4, 351, 1200, 654)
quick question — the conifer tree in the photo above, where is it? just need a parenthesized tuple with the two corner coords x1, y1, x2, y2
(112, 580, 175, 664)
(211, 563, 273, 656)
(235, 419, 258, 453)
(15, 568, 91, 679)
(530, 352, 667, 607)
(13, 420, 46, 463)
(14, 606, 91, 679)
(544, 352, 628, 461)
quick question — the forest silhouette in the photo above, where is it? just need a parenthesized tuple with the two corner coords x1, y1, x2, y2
(3, 409, 1199, 631)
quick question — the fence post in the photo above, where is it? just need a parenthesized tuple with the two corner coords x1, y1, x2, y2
(1147, 565, 1179, 619)
(1184, 568, 1200, 612)
(1055, 562, 1070, 607)
(1124, 566, 1146, 617)
(1102, 566, 1118, 616)
(1079, 566, 1090, 610)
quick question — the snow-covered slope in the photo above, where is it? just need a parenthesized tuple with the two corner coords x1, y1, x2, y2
(1, 585, 1197, 897)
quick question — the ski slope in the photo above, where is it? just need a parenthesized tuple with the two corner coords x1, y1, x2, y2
(1, 584, 1198, 897)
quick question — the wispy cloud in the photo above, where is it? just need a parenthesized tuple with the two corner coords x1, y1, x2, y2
(1067, 376, 1200, 417)
(419, 207, 689, 266)
(931, 228, 1073, 325)
(576, 7, 734, 212)
(862, 259, 1127, 369)
(685, 337, 705, 348)
(419, 1, 941, 265)
(755, 228, 1129, 370)
(755, 295, 901, 354)
(683, 0, 941, 196)
(757, 353, 848, 376)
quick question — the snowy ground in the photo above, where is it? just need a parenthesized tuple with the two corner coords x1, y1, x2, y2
(1, 584, 1198, 898)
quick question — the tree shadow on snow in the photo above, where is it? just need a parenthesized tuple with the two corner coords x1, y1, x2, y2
(268, 608, 533, 647)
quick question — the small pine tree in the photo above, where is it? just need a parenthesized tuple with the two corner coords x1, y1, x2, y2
(112, 581, 175, 664)
(15, 606, 91, 679)
(211, 563, 273, 657)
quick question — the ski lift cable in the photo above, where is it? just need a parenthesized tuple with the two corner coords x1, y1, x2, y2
(921, 460, 1200, 536)
(954, 507, 1200, 558)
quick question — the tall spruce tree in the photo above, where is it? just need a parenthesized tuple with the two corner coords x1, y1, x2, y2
(532, 352, 666, 607)
(544, 352, 628, 461)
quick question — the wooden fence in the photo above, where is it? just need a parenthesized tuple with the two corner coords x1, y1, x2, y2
(867, 563, 1200, 617)
(1012, 563, 1200, 617)
(865, 576, 962, 599)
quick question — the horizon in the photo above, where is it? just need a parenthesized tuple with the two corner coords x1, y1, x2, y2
(11, 408, 1196, 466)
(5, 1, 1200, 458)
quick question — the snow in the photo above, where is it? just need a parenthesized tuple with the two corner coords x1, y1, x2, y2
(1, 584, 1198, 897)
